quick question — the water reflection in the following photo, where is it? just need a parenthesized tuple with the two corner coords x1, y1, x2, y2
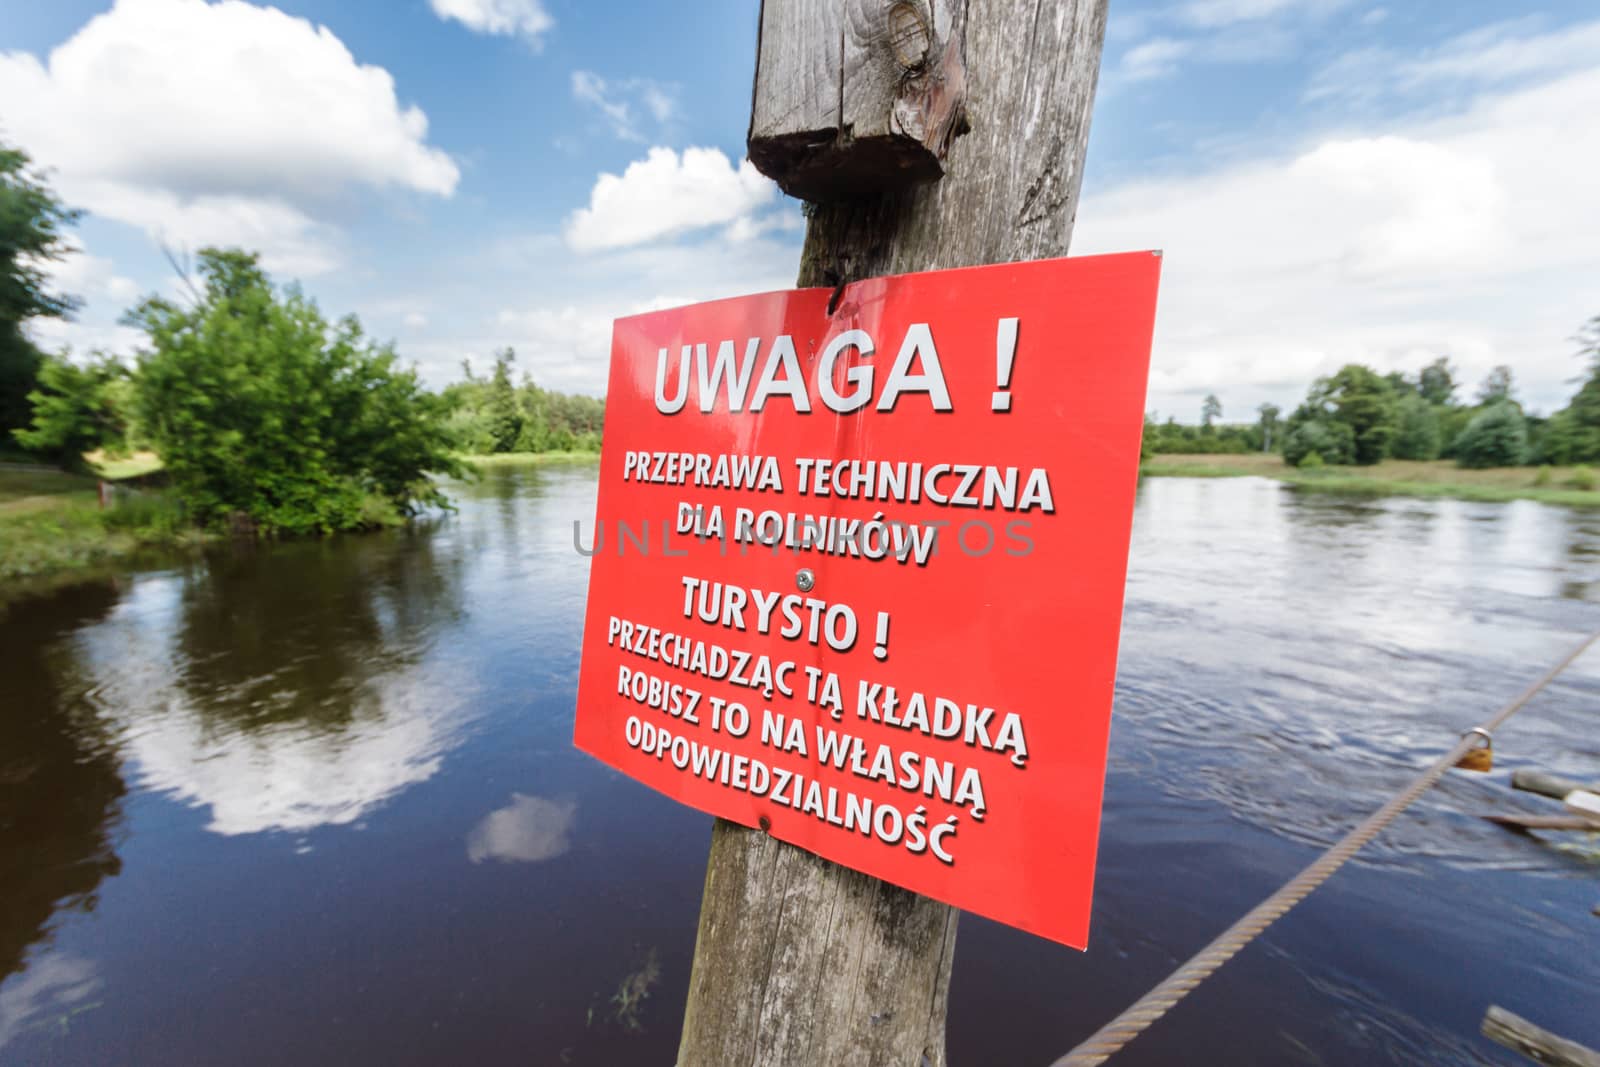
(4, 469, 1598, 1067)
(73, 531, 470, 835)
(0, 583, 125, 989)
(0, 955, 100, 1051)
(466, 794, 577, 864)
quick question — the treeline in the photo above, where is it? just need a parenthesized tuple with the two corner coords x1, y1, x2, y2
(16, 249, 466, 534)
(1142, 393, 1273, 456)
(1147, 323, 1600, 470)
(441, 349, 604, 454)
(3, 140, 611, 537)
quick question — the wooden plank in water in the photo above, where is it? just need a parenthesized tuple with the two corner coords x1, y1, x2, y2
(1482, 1005, 1600, 1067)
(1483, 813, 1599, 832)
(1511, 769, 1592, 801)
(1564, 791, 1600, 825)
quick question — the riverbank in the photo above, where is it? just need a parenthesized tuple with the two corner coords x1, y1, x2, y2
(0, 451, 604, 593)
(0, 465, 205, 590)
(1141, 453, 1600, 506)
(460, 450, 601, 467)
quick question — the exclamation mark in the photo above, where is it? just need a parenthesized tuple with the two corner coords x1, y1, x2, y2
(873, 612, 891, 661)
(992, 317, 1019, 412)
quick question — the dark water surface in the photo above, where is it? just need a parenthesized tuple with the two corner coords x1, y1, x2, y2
(3, 467, 1597, 1065)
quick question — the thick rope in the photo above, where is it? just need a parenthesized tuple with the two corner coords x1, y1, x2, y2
(1051, 629, 1600, 1067)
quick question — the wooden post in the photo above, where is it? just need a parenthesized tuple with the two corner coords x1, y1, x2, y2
(1482, 1006, 1600, 1067)
(676, 2, 1109, 1064)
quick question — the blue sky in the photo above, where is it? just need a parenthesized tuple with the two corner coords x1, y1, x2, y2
(3, 0, 1598, 420)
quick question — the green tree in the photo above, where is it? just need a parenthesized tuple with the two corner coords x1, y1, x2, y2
(1282, 418, 1355, 467)
(1384, 370, 1415, 397)
(1201, 394, 1222, 429)
(1476, 364, 1515, 405)
(486, 347, 522, 453)
(1294, 364, 1399, 465)
(128, 248, 463, 534)
(1, 144, 82, 443)
(1390, 393, 1442, 460)
(1256, 402, 1280, 452)
(1454, 402, 1529, 468)
(1535, 316, 1600, 464)
(1417, 357, 1457, 406)
(13, 352, 131, 468)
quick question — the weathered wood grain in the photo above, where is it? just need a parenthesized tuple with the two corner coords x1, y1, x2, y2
(1511, 769, 1592, 800)
(798, 0, 1109, 281)
(749, 0, 843, 148)
(1482, 1006, 1600, 1067)
(750, 0, 968, 201)
(677, 819, 957, 1066)
(678, 3, 1109, 1065)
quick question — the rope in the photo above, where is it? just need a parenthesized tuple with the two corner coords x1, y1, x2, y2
(1050, 628, 1600, 1067)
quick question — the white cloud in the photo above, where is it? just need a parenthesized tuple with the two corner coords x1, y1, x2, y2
(466, 794, 576, 863)
(0, 956, 100, 1054)
(74, 577, 469, 837)
(1118, 37, 1194, 83)
(428, 0, 552, 45)
(564, 147, 777, 253)
(21, 241, 146, 355)
(36, 241, 139, 307)
(489, 304, 618, 391)
(403, 311, 429, 330)
(26, 317, 147, 358)
(1072, 62, 1600, 417)
(1178, 0, 1349, 29)
(0, 0, 458, 275)
(401, 217, 801, 396)
(571, 70, 679, 142)
(1310, 18, 1600, 104)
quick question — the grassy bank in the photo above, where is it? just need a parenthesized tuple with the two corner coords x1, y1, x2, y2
(1141, 453, 1600, 506)
(0, 464, 207, 588)
(460, 450, 601, 467)
(1, 450, 599, 591)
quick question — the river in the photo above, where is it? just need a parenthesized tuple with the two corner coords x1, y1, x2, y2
(2, 466, 1596, 1065)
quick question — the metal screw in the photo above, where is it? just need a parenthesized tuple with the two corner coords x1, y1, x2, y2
(796, 568, 816, 593)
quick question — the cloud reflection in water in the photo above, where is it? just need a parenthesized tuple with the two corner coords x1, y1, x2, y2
(467, 794, 577, 864)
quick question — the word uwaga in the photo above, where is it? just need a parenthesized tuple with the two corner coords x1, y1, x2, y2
(655, 325, 957, 415)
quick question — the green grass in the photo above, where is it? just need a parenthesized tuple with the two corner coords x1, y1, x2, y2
(0, 464, 205, 591)
(1138, 460, 1258, 479)
(459, 450, 601, 467)
(0, 466, 97, 507)
(1140, 453, 1600, 507)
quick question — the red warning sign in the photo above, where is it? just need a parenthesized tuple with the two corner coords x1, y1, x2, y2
(574, 251, 1160, 948)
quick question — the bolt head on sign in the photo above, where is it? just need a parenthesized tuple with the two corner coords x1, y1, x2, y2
(573, 252, 1161, 949)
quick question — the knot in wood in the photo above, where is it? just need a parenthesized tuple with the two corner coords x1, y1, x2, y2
(886, 1, 931, 70)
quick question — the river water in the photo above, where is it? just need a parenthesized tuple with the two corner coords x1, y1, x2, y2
(2, 467, 1596, 1065)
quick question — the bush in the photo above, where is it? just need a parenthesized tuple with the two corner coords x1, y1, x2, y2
(13, 352, 132, 468)
(129, 249, 464, 535)
(1391, 394, 1442, 460)
(98, 490, 186, 535)
(1453, 402, 1530, 469)
(1283, 420, 1355, 466)
(1299, 450, 1325, 470)
(1568, 465, 1597, 491)
(1533, 465, 1552, 487)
